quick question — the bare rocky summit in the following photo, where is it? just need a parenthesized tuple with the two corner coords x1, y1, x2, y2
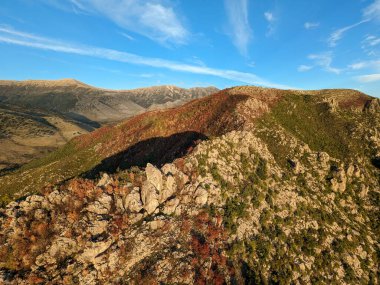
(0, 86, 379, 284)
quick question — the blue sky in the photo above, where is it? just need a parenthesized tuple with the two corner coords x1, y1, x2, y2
(0, 0, 379, 96)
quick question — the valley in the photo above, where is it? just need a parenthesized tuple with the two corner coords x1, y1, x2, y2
(0, 79, 218, 171)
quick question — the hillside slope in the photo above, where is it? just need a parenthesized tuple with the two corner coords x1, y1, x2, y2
(0, 103, 90, 173)
(0, 86, 379, 284)
(0, 80, 218, 169)
(0, 79, 219, 124)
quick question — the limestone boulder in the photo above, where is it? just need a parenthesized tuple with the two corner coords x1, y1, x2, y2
(87, 194, 112, 215)
(141, 181, 159, 214)
(97, 173, 113, 188)
(124, 187, 143, 213)
(194, 187, 208, 205)
(160, 175, 177, 203)
(162, 197, 179, 215)
(146, 163, 163, 191)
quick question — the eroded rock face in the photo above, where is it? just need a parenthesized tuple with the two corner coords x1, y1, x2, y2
(160, 175, 177, 203)
(123, 187, 143, 213)
(141, 181, 159, 214)
(35, 237, 78, 268)
(194, 187, 208, 205)
(97, 173, 113, 188)
(146, 163, 163, 191)
(330, 166, 347, 193)
(86, 194, 112, 215)
(0, 129, 379, 285)
(365, 98, 380, 113)
(162, 197, 179, 215)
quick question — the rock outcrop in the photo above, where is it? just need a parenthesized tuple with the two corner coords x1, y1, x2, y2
(0, 86, 379, 284)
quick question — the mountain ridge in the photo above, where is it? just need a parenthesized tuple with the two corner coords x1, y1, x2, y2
(0, 86, 377, 201)
(0, 85, 378, 284)
(0, 79, 219, 170)
(0, 79, 219, 121)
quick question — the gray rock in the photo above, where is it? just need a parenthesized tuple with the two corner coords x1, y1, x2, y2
(124, 187, 143, 213)
(35, 237, 77, 267)
(80, 240, 114, 263)
(146, 163, 163, 191)
(47, 190, 67, 205)
(89, 218, 109, 235)
(149, 219, 165, 230)
(161, 163, 178, 176)
(194, 187, 208, 205)
(97, 173, 112, 188)
(87, 194, 112, 215)
(160, 175, 177, 203)
(34, 208, 47, 220)
(162, 197, 179, 215)
(141, 181, 159, 214)
(115, 196, 125, 213)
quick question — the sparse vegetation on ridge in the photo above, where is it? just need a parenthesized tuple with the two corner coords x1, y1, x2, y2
(0, 86, 379, 284)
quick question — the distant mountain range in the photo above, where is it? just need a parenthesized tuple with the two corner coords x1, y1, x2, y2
(0, 79, 218, 171)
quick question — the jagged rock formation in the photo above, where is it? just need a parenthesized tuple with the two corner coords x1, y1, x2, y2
(0, 86, 379, 284)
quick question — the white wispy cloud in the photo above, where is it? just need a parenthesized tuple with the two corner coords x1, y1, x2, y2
(348, 60, 380, 71)
(304, 22, 320, 30)
(363, 0, 380, 21)
(0, 26, 292, 89)
(328, 19, 369, 47)
(264, 12, 275, 22)
(119, 32, 135, 41)
(355, 74, 380, 83)
(326, 0, 380, 48)
(307, 52, 342, 74)
(363, 35, 380, 47)
(264, 11, 276, 37)
(41, 0, 189, 45)
(224, 0, 252, 56)
(187, 56, 206, 67)
(297, 65, 313, 72)
(361, 35, 380, 56)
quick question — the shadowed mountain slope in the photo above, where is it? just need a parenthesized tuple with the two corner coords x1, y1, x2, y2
(0, 86, 379, 284)
(0, 79, 218, 169)
(0, 86, 378, 202)
(0, 89, 247, 200)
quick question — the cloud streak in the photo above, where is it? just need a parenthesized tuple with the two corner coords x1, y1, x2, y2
(297, 65, 313, 72)
(363, 0, 380, 22)
(307, 52, 342, 74)
(327, 0, 380, 48)
(264, 11, 276, 37)
(355, 74, 380, 83)
(304, 22, 319, 30)
(328, 20, 369, 47)
(348, 60, 380, 71)
(224, 0, 252, 56)
(0, 26, 292, 89)
(41, 0, 189, 45)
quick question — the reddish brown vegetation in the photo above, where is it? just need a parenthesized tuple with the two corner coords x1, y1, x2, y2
(189, 212, 231, 285)
(73, 90, 250, 164)
(338, 93, 372, 109)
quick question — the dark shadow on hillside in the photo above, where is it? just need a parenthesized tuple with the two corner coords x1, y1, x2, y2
(0, 163, 22, 177)
(85, 131, 208, 178)
(371, 157, 380, 169)
(65, 112, 101, 130)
